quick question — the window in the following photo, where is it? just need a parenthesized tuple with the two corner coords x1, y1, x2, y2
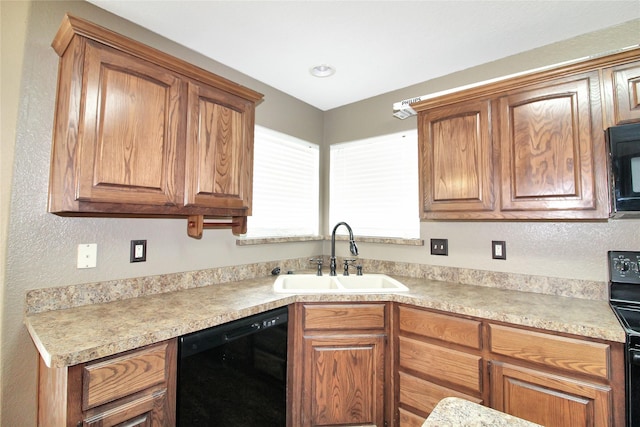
(330, 131, 419, 238)
(246, 126, 320, 237)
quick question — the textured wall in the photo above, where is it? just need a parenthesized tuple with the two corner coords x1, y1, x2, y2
(325, 19, 640, 282)
(1, 1, 323, 425)
(2, 1, 639, 425)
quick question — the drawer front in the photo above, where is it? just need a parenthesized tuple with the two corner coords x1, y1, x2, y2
(399, 336, 482, 393)
(399, 305, 482, 349)
(303, 303, 386, 331)
(399, 371, 483, 416)
(398, 407, 426, 427)
(83, 342, 168, 410)
(489, 324, 610, 379)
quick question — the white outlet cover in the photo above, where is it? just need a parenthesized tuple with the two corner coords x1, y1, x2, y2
(77, 243, 97, 268)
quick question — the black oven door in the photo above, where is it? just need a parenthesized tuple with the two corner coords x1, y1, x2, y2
(628, 335, 640, 427)
(608, 123, 640, 216)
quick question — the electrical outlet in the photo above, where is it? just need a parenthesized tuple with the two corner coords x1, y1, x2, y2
(430, 238, 448, 256)
(492, 240, 506, 260)
(130, 240, 147, 263)
(77, 243, 97, 268)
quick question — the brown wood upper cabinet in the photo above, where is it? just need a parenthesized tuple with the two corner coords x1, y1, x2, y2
(48, 15, 262, 226)
(419, 99, 494, 214)
(602, 59, 640, 126)
(414, 48, 640, 220)
(498, 72, 605, 217)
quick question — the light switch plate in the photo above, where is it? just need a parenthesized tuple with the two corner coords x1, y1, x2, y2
(130, 240, 147, 263)
(77, 243, 97, 268)
(430, 238, 448, 256)
(492, 240, 506, 260)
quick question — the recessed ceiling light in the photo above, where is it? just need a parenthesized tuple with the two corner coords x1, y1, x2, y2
(310, 64, 335, 78)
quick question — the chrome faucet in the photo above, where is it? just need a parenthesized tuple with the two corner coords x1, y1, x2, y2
(330, 222, 359, 276)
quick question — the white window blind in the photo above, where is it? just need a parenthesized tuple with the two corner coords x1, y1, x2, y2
(330, 131, 419, 238)
(246, 126, 319, 237)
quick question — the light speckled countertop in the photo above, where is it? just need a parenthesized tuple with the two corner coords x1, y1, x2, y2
(422, 397, 542, 426)
(25, 275, 625, 368)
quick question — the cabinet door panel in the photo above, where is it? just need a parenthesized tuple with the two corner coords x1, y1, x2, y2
(83, 343, 168, 410)
(491, 362, 612, 427)
(399, 371, 482, 416)
(304, 303, 386, 331)
(78, 41, 182, 206)
(419, 100, 494, 216)
(398, 407, 426, 427)
(398, 305, 482, 349)
(184, 81, 253, 210)
(499, 73, 605, 215)
(302, 335, 385, 427)
(83, 388, 163, 427)
(603, 61, 640, 125)
(489, 324, 609, 379)
(399, 336, 482, 393)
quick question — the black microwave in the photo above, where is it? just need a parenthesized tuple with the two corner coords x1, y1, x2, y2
(608, 122, 640, 217)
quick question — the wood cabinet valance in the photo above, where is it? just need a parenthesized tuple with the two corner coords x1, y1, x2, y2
(48, 15, 263, 236)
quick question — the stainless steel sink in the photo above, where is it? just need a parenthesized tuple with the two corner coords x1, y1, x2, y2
(273, 274, 408, 294)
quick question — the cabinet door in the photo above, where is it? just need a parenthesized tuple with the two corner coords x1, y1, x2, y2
(498, 72, 608, 218)
(184, 80, 254, 211)
(301, 334, 385, 427)
(77, 40, 183, 206)
(490, 361, 612, 427)
(603, 60, 640, 126)
(418, 99, 494, 218)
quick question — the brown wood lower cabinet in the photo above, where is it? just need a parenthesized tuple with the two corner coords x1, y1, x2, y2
(38, 340, 176, 427)
(289, 302, 389, 427)
(488, 323, 625, 427)
(394, 304, 625, 427)
(35, 303, 625, 427)
(490, 361, 612, 427)
(396, 304, 484, 426)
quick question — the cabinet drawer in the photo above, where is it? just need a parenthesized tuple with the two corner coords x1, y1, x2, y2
(83, 342, 168, 410)
(399, 305, 482, 349)
(303, 303, 386, 331)
(398, 407, 426, 427)
(399, 371, 482, 416)
(399, 336, 482, 393)
(489, 324, 610, 379)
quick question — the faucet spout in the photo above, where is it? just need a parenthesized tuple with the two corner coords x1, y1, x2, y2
(330, 222, 358, 276)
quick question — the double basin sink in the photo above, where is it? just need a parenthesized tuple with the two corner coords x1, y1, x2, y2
(273, 273, 409, 294)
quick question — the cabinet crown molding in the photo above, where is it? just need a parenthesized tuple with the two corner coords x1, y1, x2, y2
(412, 46, 640, 111)
(52, 13, 263, 103)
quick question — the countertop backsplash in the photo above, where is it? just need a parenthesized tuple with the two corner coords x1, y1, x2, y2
(25, 257, 607, 315)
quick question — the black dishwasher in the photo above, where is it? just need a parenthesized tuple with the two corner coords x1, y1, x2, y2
(177, 306, 288, 426)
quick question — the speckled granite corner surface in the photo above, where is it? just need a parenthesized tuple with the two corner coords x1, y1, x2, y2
(422, 397, 542, 427)
(25, 269, 625, 369)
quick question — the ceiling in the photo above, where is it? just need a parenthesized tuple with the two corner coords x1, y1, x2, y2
(88, 1, 640, 111)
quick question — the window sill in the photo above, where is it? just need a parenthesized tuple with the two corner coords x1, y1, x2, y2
(236, 235, 324, 246)
(236, 235, 424, 246)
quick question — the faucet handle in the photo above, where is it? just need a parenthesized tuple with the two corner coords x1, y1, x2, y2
(309, 258, 323, 276)
(343, 258, 357, 276)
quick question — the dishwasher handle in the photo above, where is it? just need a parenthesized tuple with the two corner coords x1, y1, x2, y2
(225, 322, 262, 341)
